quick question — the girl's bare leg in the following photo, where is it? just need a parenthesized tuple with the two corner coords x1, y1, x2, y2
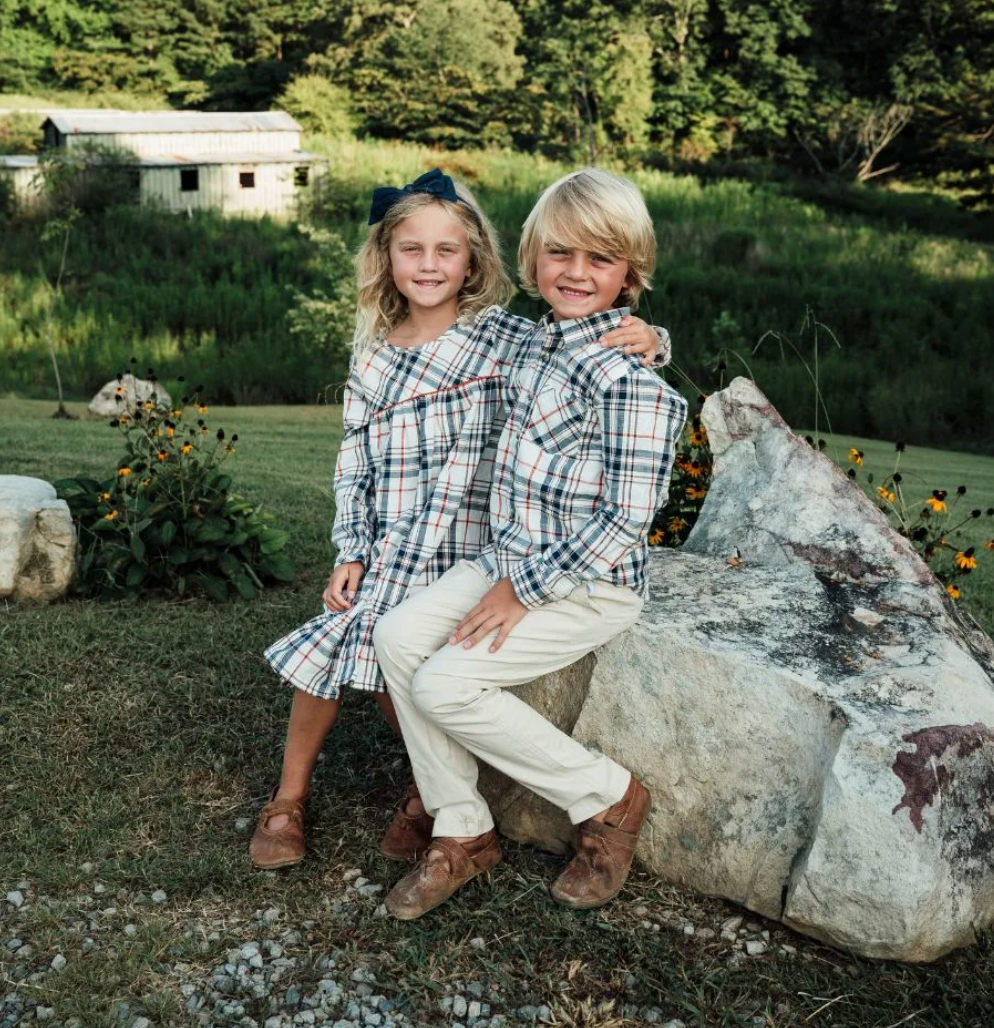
(264, 691, 343, 830)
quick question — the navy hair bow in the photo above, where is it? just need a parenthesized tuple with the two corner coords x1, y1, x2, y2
(368, 168, 460, 225)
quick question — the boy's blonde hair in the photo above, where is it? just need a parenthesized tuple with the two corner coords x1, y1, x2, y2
(353, 181, 512, 354)
(517, 168, 656, 309)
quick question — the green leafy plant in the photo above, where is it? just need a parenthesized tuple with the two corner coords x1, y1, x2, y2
(56, 366, 296, 600)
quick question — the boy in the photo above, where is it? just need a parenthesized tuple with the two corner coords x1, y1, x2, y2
(372, 168, 688, 918)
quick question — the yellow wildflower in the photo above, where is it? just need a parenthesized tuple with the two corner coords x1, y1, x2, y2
(225, 445, 236, 454)
(141, 478, 151, 488)
(848, 448, 864, 466)
(946, 583, 961, 600)
(117, 467, 133, 477)
(181, 443, 193, 454)
(143, 401, 154, 410)
(686, 461, 706, 479)
(667, 517, 688, 534)
(171, 409, 183, 417)
(155, 429, 163, 437)
(104, 510, 119, 521)
(687, 485, 707, 501)
(197, 404, 209, 414)
(648, 529, 665, 546)
(876, 486, 895, 503)
(157, 450, 168, 462)
(986, 540, 994, 551)
(926, 496, 947, 513)
(689, 426, 707, 446)
(98, 491, 111, 501)
(955, 549, 977, 570)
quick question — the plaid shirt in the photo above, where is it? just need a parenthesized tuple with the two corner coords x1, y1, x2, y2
(475, 308, 688, 607)
(265, 307, 537, 696)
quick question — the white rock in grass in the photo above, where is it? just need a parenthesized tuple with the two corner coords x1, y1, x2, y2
(480, 378, 994, 963)
(0, 477, 75, 602)
(150, 889, 167, 904)
(50, 954, 67, 971)
(88, 373, 172, 418)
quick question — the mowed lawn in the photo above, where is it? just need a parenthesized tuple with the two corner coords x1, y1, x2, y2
(2, 397, 993, 1028)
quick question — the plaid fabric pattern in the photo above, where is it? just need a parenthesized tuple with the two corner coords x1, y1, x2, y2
(264, 307, 537, 698)
(475, 307, 688, 608)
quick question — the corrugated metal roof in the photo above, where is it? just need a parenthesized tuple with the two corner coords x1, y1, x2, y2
(43, 111, 301, 135)
(137, 151, 324, 167)
(0, 155, 39, 168)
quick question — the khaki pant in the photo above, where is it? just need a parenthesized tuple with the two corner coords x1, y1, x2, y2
(373, 560, 643, 837)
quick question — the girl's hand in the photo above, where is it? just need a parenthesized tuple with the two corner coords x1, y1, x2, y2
(324, 561, 365, 611)
(598, 316, 662, 366)
(450, 577, 527, 653)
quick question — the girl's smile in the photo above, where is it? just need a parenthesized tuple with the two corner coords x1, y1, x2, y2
(389, 207, 472, 318)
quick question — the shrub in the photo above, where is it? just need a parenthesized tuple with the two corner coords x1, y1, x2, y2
(56, 370, 296, 600)
(278, 75, 355, 138)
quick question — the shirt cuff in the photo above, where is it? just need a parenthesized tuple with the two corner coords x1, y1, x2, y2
(334, 546, 368, 569)
(509, 555, 574, 608)
(650, 327, 672, 369)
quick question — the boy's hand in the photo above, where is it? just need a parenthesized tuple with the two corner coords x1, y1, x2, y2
(450, 577, 527, 653)
(324, 561, 365, 611)
(599, 316, 659, 366)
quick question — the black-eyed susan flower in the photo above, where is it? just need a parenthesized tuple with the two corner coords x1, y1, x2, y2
(926, 490, 948, 513)
(141, 478, 151, 488)
(955, 548, 977, 570)
(848, 448, 864, 466)
(946, 583, 961, 599)
(687, 485, 707, 501)
(181, 443, 193, 454)
(154, 428, 164, 438)
(98, 491, 111, 501)
(119, 414, 131, 424)
(157, 450, 168, 462)
(143, 401, 154, 410)
(166, 426, 175, 438)
(686, 460, 706, 479)
(104, 510, 119, 521)
(649, 529, 665, 546)
(200, 427, 209, 435)
(171, 408, 183, 417)
(118, 467, 133, 477)
(668, 517, 688, 533)
(985, 540, 994, 551)
(224, 445, 236, 454)
(690, 425, 707, 446)
(877, 486, 895, 503)
(197, 404, 209, 414)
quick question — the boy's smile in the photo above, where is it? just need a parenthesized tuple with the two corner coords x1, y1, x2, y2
(536, 246, 631, 321)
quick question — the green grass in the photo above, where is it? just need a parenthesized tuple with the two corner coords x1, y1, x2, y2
(2, 398, 993, 1027)
(2, 135, 993, 450)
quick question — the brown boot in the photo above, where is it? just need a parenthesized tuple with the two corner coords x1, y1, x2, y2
(384, 830, 501, 920)
(248, 790, 307, 869)
(379, 782, 435, 861)
(550, 775, 651, 910)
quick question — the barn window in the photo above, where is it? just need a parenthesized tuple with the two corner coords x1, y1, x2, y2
(180, 168, 199, 192)
(239, 171, 256, 189)
(294, 165, 310, 187)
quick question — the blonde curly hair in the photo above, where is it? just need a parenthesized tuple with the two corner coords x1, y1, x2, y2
(353, 181, 512, 355)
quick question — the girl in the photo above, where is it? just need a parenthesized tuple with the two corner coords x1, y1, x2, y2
(251, 170, 665, 869)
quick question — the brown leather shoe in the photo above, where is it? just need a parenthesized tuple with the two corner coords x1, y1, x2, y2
(248, 790, 307, 869)
(384, 830, 501, 920)
(550, 775, 651, 910)
(379, 782, 435, 861)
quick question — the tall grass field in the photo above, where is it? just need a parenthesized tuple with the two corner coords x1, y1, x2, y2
(2, 136, 993, 451)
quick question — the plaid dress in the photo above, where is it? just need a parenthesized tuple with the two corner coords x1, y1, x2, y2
(264, 307, 537, 698)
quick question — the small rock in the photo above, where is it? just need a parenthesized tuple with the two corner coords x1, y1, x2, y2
(536, 1006, 551, 1022)
(241, 943, 261, 960)
(266, 1019, 283, 1028)
(452, 996, 468, 1018)
(682, 924, 695, 936)
(50, 954, 67, 972)
(696, 928, 716, 940)
(93, 882, 107, 895)
(6, 938, 22, 950)
(35, 1008, 55, 1022)
(235, 818, 252, 832)
(285, 986, 302, 1008)
(516, 1007, 537, 1022)
(633, 905, 649, 917)
(357, 885, 382, 898)
(643, 1010, 662, 1025)
(343, 870, 363, 882)
(15, 944, 33, 959)
(80, 862, 96, 875)
(661, 1021, 686, 1028)
(781, 944, 797, 955)
(5, 891, 24, 909)
(745, 940, 768, 957)
(124, 924, 138, 938)
(374, 905, 388, 919)
(469, 938, 486, 952)
(365, 1015, 382, 1027)
(466, 983, 484, 999)
(468, 1002, 482, 1019)
(356, 984, 373, 999)
(262, 907, 280, 925)
(150, 890, 167, 904)
(720, 916, 743, 933)
(132, 1019, 152, 1028)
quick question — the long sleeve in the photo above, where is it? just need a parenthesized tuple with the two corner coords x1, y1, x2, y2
(330, 360, 377, 568)
(508, 375, 687, 607)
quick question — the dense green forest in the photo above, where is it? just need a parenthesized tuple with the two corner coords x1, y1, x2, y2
(1, 0, 992, 201)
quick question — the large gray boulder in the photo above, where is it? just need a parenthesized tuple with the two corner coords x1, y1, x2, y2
(479, 377, 994, 962)
(0, 476, 76, 601)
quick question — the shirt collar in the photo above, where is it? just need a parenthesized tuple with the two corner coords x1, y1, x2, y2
(538, 307, 630, 349)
